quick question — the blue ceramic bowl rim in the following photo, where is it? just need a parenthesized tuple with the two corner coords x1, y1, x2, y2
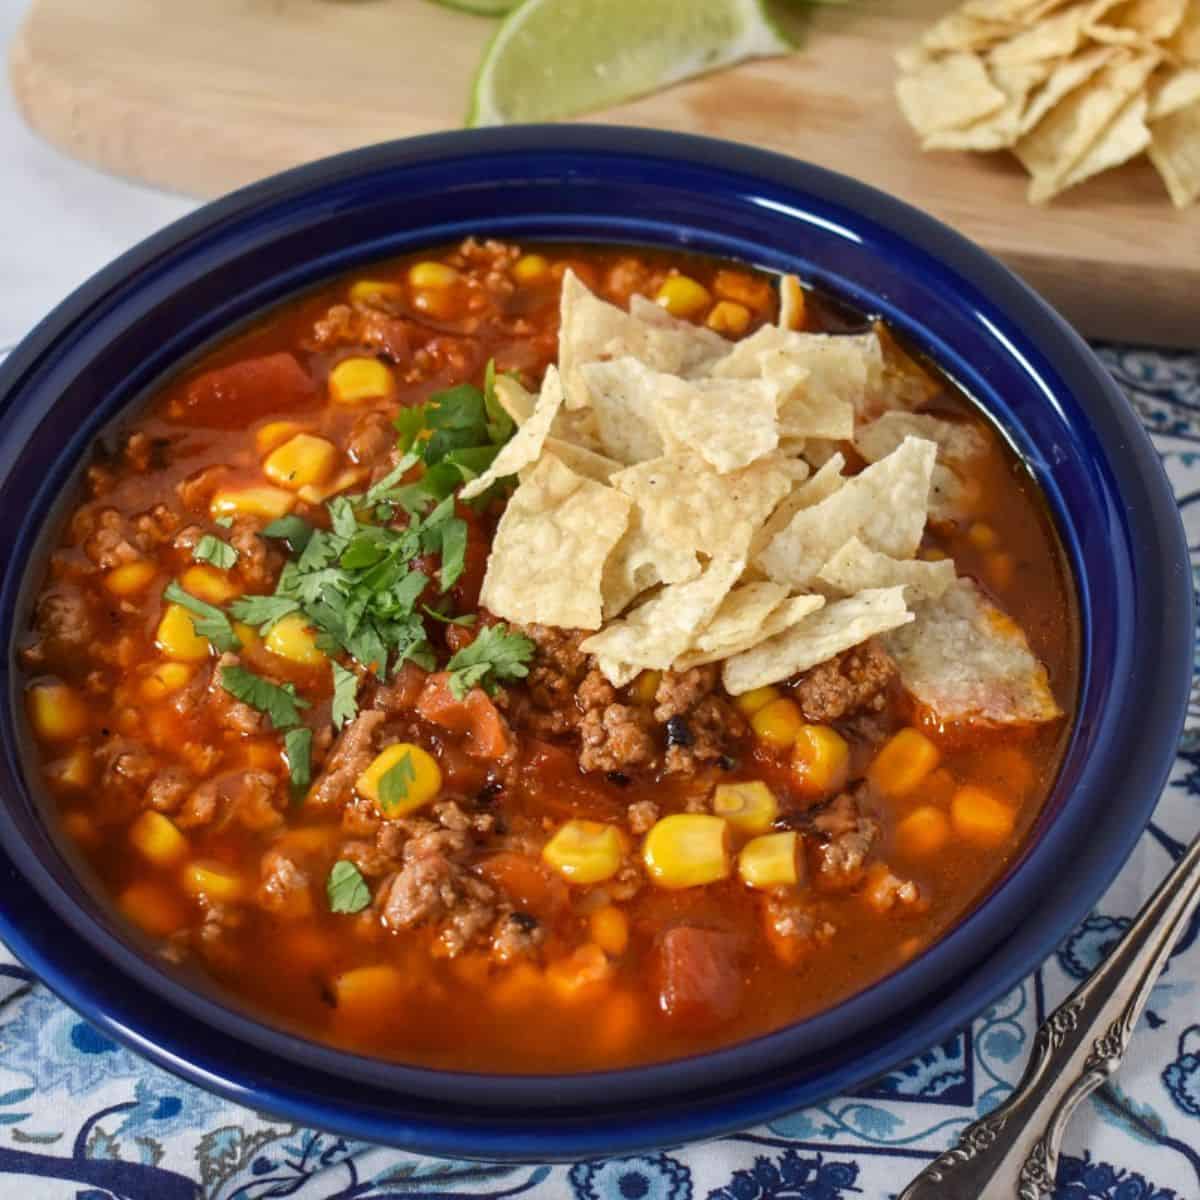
(0, 126, 1191, 1159)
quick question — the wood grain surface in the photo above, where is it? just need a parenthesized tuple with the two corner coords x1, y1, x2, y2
(9, 0, 1198, 344)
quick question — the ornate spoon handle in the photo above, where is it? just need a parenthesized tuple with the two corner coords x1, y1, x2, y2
(899, 832, 1200, 1200)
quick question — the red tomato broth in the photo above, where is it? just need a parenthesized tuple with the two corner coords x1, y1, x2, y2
(18, 240, 1078, 1072)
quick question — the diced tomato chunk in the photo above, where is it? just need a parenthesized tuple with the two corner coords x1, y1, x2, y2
(417, 672, 511, 760)
(174, 353, 316, 427)
(477, 851, 568, 921)
(655, 926, 743, 1031)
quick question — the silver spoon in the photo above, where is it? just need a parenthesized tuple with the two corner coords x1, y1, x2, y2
(899, 831, 1200, 1199)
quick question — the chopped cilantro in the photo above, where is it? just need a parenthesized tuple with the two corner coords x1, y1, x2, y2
(483, 358, 514, 445)
(331, 660, 359, 730)
(261, 515, 314, 554)
(219, 663, 309, 730)
(423, 606, 476, 627)
(445, 623, 534, 699)
(378, 751, 416, 815)
(327, 860, 371, 914)
(214, 515, 234, 529)
(284, 726, 312, 801)
(229, 593, 301, 632)
(162, 581, 241, 653)
(435, 517, 468, 591)
(327, 496, 359, 541)
(193, 534, 239, 569)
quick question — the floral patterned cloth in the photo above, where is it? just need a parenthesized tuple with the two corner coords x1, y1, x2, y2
(0, 345, 1196, 1200)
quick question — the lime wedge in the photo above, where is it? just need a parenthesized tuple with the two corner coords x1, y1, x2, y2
(428, 0, 520, 14)
(467, 0, 793, 126)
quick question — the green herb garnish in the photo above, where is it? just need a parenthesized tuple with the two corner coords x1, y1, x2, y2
(284, 726, 312, 800)
(162, 581, 241, 653)
(327, 860, 371, 914)
(193, 534, 239, 569)
(214, 515, 234, 529)
(331, 661, 359, 731)
(445, 622, 534, 699)
(228, 593, 301, 633)
(378, 751, 416, 814)
(219, 663, 310, 730)
(262, 514, 315, 555)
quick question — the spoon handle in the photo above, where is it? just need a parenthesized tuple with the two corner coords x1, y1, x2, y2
(899, 832, 1200, 1200)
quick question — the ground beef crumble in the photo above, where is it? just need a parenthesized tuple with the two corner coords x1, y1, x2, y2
(791, 641, 896, 724)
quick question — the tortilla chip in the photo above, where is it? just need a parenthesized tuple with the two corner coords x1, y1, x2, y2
(1149, 98, 1200, 206)
(723, 588, 914, 694)
(923, 61, 1051, 150)
(856, 411, 987, 466)
(627, 294, 730, 374)
(676, 590, 827, 669)
(654, 375, 780, 474)
(674, 580, 790, 661)
(493, 375, 536, 425)
(990, 4, 1087, 62)
(479, 453, 631, 630)
(817, 536, 957, 602)
(1149, 65, 1200, 119)
(1014, 52, 1161, 203)
(915, 10, 1016, 57)
(884, 577, 1062, 723)
(779, 275, 805, 332)
(613, 453, 796, 565)
(1086, 0, 1187, 43)
(540, 437, 622, 482)
(582, 554, 747, 679)
(750, 453, 843, 560)
(1162, 0, 1200, 58)
(579, 358, 667, 465)
(601, 505, 701, 620)
(756, 437, 936, 589)
(460, 367, 564, 499)
(897, 52, 1009, 136)
(1055, 90, 1152, 195)
(1019, 45, 1118, 134)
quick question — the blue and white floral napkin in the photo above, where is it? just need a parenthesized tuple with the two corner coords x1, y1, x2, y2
(0, 346, 1196, 1200)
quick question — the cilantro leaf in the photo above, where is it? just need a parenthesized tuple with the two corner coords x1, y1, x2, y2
(327, 860, 371, 914)
(327, 496, 359, 541)
(297, 528, 346, 573)
(218, 663, 309, 730)
(363, 452, 420, 503)
(423, 606, 476, 626)
(214, 515, 234, 529)
(378, 751, 416, 815)
(162, 581, 241, 653)
(331, 660, 359, 730)
(445, 623, 534, 699)
(193, 534, 239, 569)
(262, 515, 314, 555)
(229, 593, 300, 632)
(284, 726, 312, 801)
(484, 358, 514, 445)
(437, 517, 468, 591)
(393, 405, 429, 453)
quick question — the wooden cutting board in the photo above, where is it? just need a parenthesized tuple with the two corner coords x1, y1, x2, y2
(9, 0, 1199, 345)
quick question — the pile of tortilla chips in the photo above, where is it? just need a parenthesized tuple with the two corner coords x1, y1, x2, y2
(473, 271, 1062, 727)
(895, 0, 1200, 207)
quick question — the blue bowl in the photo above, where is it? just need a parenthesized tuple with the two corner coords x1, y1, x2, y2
(0, 127, 1190, 1160)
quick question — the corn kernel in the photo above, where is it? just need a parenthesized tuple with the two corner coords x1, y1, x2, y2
(241, 739, 283, 770)
(356, 742, 442, 817)
(631, 670, 661, 706)
(297, 467, 367, 505)
(118, 881, 188, 938)
(264, 612, 327, 666)
(655, 275, 712, 320)
(210, 486, 296, 522)
(349, 278, 404, 307)
(590, 905, 630, 956)
(180, 564, 240, 605)
(779, 273, 807, 331)
(546, 943, 612, 999)
(986, 551, 1015, 589)
(255, 420, 306, 455)
(713, 269, 773, 310)
(712, 781, 778, 834)
(792, 724, 850, 796)
(738, 832, 801, 889)
(156, 603, 211, 662)
(408, 261, 459, 290)
(141, 662, 194, 701)
(868, 727, 941, 798)
(49, 746, 93, 790)
(105, 560, 157, 596)
(751, 697, 804, 750)
(513, 253, 550, 284)
(332, 965, 408, 1026)
(642, 814, 730, 889)
(734, 685, 780, 718)
(895, 805, 952, 857)
(329, 356, 395, 406)
(233, 622, 259, 648)
(181, 860, 246, 904)
(130, 811, 190, 867)
(706, 300, 751, 337)
(920, 547, 948, 561)
(263, 433, 338, 490)
(967, 522, 998, 550)
(543, 820, 625, 885)
(27, 682, 88, 741)
(951, 785, 1015, 846)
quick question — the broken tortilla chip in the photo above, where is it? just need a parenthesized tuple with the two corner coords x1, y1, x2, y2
(654, 375, 780, 474)
(817, 536, 957, 602)
(1148, 97, 1200, 207)
(579, 358, 667, 465)
(896, 52, 1009, 135)
(479, 453, 631, 631)
(884, 577, 1063, 723)
(723, 588, 914, 695)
